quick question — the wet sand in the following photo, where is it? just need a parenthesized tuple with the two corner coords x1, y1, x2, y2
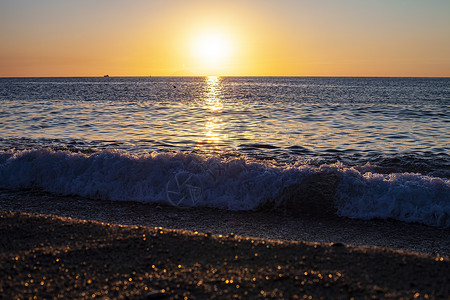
(1, 189, 449, 255)
(1, 210, 449, 299)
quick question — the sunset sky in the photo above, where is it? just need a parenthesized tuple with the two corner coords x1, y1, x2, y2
(1, 0, 449, 77)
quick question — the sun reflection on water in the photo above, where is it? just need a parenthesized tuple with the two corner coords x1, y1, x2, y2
(199, 76, 227, 150)
(204, 117, 225, 145)
(204, 76, 223, 112)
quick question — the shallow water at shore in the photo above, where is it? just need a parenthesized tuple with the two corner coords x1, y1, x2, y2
(1, 149, 449, 228)
(1, 189, 449, 256)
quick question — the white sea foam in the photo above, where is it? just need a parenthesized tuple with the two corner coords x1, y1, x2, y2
(0, 149, 304, 210)
(335, 168, 450, 227)
(0, 149, 449, 227)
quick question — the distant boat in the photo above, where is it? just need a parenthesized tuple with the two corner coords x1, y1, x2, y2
(104, 75, 109, 77)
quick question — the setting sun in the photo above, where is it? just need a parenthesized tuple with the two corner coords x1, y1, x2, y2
(193, 33, 231, 64)
(191, 31, 233, 75)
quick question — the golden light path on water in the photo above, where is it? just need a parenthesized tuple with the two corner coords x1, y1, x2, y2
(198, 76, 227, 152)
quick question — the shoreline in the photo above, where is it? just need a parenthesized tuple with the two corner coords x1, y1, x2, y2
(1, 189, 449, 256)
(1, 210, 448, 299)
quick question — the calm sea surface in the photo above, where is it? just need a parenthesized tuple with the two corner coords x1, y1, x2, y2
(1, 77, 449, 227)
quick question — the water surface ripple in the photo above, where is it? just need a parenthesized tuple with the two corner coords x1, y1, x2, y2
(1, 76, 449, 176)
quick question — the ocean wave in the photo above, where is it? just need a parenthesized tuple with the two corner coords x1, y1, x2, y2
(336, 167, 450, 227)
(0, 149, 449, 227)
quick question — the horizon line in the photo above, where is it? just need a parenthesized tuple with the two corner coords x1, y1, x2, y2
(1, 75, 449, 79)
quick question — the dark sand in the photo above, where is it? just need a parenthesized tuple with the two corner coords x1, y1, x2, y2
(1, 210, 449, 299)
(1, 190, 450, 299)
(1, 190, 449, 255)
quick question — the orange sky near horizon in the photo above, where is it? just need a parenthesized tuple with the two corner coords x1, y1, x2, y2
(1, 0, 449, 77)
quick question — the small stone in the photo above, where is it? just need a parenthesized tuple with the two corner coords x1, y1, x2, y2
(146, 290, 166, 299)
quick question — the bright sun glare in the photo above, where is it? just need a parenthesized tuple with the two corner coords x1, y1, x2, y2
(193, 32, 231, 67)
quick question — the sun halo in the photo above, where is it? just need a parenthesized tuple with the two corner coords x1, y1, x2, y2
(192, 32, 232, 71)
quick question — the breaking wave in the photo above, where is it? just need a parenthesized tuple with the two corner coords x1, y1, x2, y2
(0, 149, 449, 227)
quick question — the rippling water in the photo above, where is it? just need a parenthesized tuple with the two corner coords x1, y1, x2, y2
(1, 76, 449, 172)
(1, 76, 449, 227)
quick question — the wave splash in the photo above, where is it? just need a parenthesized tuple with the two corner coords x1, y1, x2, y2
(0, 149, 449, 227)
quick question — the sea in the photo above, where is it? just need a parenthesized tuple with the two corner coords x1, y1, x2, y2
(0, 76, 449, 228)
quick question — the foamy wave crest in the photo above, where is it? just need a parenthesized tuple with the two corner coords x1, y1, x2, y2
(335, 168, 450, 227)
(0, 148, 305, 210)
(0, 149, 449, 227)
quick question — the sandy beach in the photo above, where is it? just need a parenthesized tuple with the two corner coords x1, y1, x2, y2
(1, 210, 449, 299)
(1, 191, 449, 299)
